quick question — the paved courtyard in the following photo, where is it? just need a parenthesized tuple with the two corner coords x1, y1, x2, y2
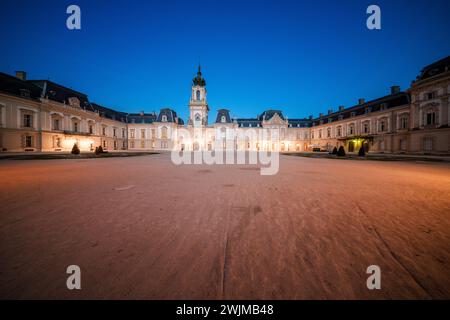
(0, 153, 449, 299)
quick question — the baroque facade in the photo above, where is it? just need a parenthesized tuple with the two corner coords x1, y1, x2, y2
(0, 57, 449, 154)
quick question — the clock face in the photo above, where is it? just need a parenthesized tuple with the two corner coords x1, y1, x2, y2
(195, 113, 201, 121)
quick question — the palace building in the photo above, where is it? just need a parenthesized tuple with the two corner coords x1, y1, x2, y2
(0, 57, 449, 154)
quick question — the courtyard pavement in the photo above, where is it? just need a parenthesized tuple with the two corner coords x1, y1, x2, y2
(0, 153, 449, 299)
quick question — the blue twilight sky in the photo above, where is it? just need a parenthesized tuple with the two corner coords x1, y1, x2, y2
(0, 0, 449, 121)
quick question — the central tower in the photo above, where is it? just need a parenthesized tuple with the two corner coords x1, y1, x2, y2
(188, 65, 209, 127)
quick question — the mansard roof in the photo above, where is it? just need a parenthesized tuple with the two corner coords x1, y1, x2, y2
(311, 91, 410, 126)
(0, 72, 42, 100)
(414, 56, 450, 82)
(258, 110, 285, 121)
(91, 103, 128, 122)
(215, 109, 232, 123)
(236, 118, 262, 127)
(29, 79, 94, 111)
(288, 119, 312, 128)
(156, 108, 178, 123)
(126, 112, 156, 124)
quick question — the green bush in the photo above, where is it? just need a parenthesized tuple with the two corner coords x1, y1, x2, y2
(337, 146, 346, 157)
(331, 147, 338, 155)
(71, 143, 80, 155)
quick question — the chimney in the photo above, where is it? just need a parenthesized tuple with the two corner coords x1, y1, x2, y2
(319, 113, 323, 118)
(15, 71, 27, 81)
(328, 108, 333, 115)
(339, 106, 345, 111)
(391, 85, 400, 95)
(358, 98, 365, 105)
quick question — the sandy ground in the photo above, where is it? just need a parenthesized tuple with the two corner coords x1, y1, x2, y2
(0, 153, 449, 299)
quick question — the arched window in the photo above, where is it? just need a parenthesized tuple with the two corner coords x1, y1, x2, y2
(195, 113, 201, 122)
(221, 115, 226, 123)
(196, 90, 201, 101)
(161, 115, 167, 122)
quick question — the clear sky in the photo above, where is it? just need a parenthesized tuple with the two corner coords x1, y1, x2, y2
(1, 0, 449, 121)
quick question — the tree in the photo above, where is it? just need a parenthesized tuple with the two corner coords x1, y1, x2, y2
(71, 143, 80, 155)
(337, 146, 346, 157)
(331, 147, 338, 155)
(358, 146, 366, 157)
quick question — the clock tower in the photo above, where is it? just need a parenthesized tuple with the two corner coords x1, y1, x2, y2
(189, 65, 209, 127)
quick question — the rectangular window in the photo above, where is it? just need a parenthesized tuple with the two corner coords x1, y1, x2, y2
(23, 113, 32, 127)
(141, 129, 145, 139)
(53, 119, 60, 130)
(74, 122, 78, 132)
(140, 140, 145, 148)
(25, 135, 33, 148)
(130, 129, 135, 139)
(426, 92, 437, 100)
(122, 129, 125, 138)
(401, 117, 408, 129)
(130, 140, 135, 148)
(426, 112, 436, 125)
(113, 128, 117, 137)
(89, 125, 93, 134)
(102, 127, 106, 135)
(423, 137, 433, 151)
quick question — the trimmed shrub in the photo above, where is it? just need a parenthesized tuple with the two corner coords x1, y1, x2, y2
(331, 147, 338, 155)
(71, 143, 80, 155)
(337, 146, 346, 157)
(358, 146, 366, 157)
(95, 146, 104, 155)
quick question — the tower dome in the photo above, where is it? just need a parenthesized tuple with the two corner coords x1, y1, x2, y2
(192, 65, 206, 87)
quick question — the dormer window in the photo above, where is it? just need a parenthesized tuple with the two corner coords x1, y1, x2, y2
(328, 118, 332, 123)
(350, 112, 356, 118)
(380, 103, 388, 111)
(338, 115, 344, 121)
(365, 107, 371, 114)
(221, 115, 226, 123)
(162, 115, 167, 122)
(68, 97, 80, 108)
(20, 89, 30, 98)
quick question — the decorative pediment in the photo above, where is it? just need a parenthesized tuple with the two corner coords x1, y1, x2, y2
(265, 113, 286, 125)
(421, 102, 439, 108)
(68, 97, 81, 108)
